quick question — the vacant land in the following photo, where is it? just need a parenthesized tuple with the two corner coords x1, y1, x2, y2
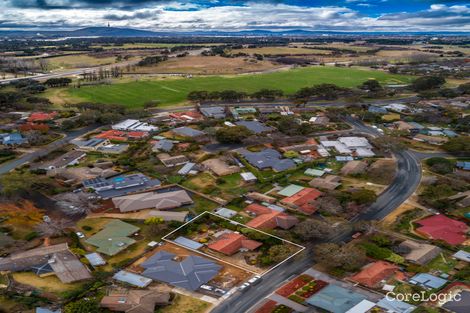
(66, 66, 413, 107)
(160, 294, 211, 313)
(233, 46, 330, 55)
(12, 272, 84, 295)
(134, 55, 284, 75)
(47, 54, 119, 69)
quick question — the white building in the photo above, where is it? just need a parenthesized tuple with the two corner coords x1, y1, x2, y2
(112, 119, 158, 132)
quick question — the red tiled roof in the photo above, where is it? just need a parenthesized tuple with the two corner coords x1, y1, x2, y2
(127, 131, 149, 138)
(28, 112, 57, 122)
(208, 232, 262, 255)
(95, 130, 126, 141)
(416, 215, 468, 245)
(350, 261, 399, 288)
(245, 204, 299, 230)
(281, 188, 322, 215)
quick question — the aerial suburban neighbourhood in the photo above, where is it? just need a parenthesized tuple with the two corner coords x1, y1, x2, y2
(0, 1, 469, 313)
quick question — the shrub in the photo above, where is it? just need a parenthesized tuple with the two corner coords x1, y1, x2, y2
(25, 231, 39, 241)
(82, 225, 93, 231)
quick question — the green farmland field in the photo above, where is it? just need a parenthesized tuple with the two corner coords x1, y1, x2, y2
(67, 66, 413, 107)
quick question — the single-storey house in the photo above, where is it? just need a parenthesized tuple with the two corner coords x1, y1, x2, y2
(415, 215, 468, 245)
(208, 232, 262, 256)
(112, 189, 193, 212)
(85, 220, 139, 256)
(397, 240, 441, 265)
(202, 158, 240, 176)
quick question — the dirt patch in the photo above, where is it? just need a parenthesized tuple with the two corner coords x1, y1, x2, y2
(137, 56, 284, 75)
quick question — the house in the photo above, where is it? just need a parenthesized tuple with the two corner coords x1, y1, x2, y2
(158, 154, 189, 167)
(113, 271, 152, 288)
(72, 138, 110, 151)
(141, 251, 222, 291)
(440, 283, 470, 313)
(83, 173, 162, 199)
(456, 161, 470, 171)
(304, 168, 325, 177)
(415, 215, 468, 245)
(169, 110, 203, 122)
(309, 116, 330, 125)
(278, 184, 305, 197)
(85, 220, 140, 256)
(245, 204, 298, 230)
(384, 103, 409, 112)
(202, 158, 240, 176)
(408, 273, 447, 289)
(172, 126, 205, 138)
(280, 187, 323, 215)
(453, 250, 470, 263)
(309, 175, 342, 190)
(97, 144, 129, 154)
(200, 106, 226, 119)
(341, 160, 368, 175)
(214, 207, 237, 218)
(208, 232, 262, 255)
(240, 172, 257, 182)
(368, 105, 388, 114)
(0, 243, 91, 284)
(35, 150, 86, 171)
(239, 148, 296, 172)
(85, 253, 106, 267)
(448, 190, 470, 208)
(127, 131, 149, 140)
(306, 285, 366, 313)
(152, 139, 174, 152)
(112, 190, 193, 212)
(376, 298, 416, 313)
(28, 111, 57, 123)
(235, 120, 273, 134)
(397, 240, 442, 265)
(0, 132, 26, 145)
(279, 142, 317, 154)
(95, 130, 128, 141)
(338, 137, 375, 157)
(349, 261, 400, 288)
(112, 119, 157, 132)
(414, 134, 448, 145)
(178, 162, 197, 175)
(100, 289, 171, 313)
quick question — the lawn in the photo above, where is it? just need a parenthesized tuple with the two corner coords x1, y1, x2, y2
(182, 172, 248, 201)
(12, 272, 85, 296)
(66, 66, 413, 108)
(158, 294, 211, 313)
(48, 54, 119, 69)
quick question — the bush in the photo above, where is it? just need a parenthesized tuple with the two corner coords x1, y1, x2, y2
(25, 231, 39, 241)
(82, 225, 93, 231)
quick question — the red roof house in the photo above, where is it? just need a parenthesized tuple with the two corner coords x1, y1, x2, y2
(416, 215, 468, 245)
(280, 187, 323, 215)
(95, 130, 127, 141)
(245, 204, 299, 230)
(208, 232, 262, 255)
(127, 131, 149, 140)
(349, 261, 400, 288)
(28, 111, 57, 123)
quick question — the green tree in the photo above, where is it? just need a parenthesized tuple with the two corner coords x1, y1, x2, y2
(64, 298, 99, 313)
(216, 126, 252, 143)
(443, 136, 470, 154)
(267, 245, 297, 263)
(293, 219, 334, 241)
(411, 76, 445, 91)
(351, 189, 377, 205)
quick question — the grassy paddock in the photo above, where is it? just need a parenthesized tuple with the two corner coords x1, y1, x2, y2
(66, 66, 413, 108)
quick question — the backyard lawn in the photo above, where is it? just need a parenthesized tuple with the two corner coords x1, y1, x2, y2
(12, 272, 85, 297)
(158, 294, 211, 313)
(66, 66, 413, 108)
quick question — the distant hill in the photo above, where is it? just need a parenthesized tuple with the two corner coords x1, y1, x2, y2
(0, 27, 468, 38)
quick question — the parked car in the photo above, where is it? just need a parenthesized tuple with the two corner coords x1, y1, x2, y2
(76, 232, 85, 239)
(238, 283, 251, 291)
(200, 285, 214, 291)
(248, 275, 261, 285)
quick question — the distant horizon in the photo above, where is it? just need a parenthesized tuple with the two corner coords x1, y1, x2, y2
(1, 1, 470, 33)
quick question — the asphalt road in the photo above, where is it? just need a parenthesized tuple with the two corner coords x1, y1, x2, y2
(0, 125, 98, 175)
(211, 117, 423, 313)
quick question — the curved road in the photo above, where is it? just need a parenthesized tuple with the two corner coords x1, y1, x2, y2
(212, 117, 423, 313)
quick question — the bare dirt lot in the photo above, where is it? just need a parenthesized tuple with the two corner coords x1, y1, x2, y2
(135, 55, 285, 75)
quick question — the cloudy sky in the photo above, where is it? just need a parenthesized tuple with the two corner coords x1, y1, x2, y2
(0, 0, 469, 32)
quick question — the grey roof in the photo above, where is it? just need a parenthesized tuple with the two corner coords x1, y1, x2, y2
(453, 250, 470, 262)
(173, 127, 205, 138)
(235, 121, 273, 134)
(153, 140, 174, 152)
(306, 285, 366, 313)
(240, 148, 296, 172)
(97, 144, 129, 154)
(442, 290, 470, 313)
(85, 252, 106, 267)
(83, 174, 161, 199)
(200, 107, 226, 119)
(178, 162, 196, 175)
(214, 207, 237, 218)
(174, 236, 204, 250)
(73, 138, 106, 148)
(141, 251, 222, 291)
(368, 106, 387, 114)
(376, 298, 416, 313)
(408, 273, 447, 289)
(113, 270, 152, 288)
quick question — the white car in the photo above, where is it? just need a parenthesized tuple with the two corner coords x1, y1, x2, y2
(75, 232, 85, 239)
(248, 275, 261, 285)
(238, 282, 251, 291)
(215, 288, 226, 294)
(200, 285, 214, 291)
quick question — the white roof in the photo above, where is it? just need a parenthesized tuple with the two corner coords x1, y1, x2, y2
(345, 300, 376, 313)
(453, 250, 470, 262)
(338, 137, 371, 148)
(112, 119, 157, 132)
(320, 140, 352, 154)
(355, 147, 375, 157)
(241, 172, 257, 181)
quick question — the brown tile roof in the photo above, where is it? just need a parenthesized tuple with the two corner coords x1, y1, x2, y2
(208, 232, 262, 255)
(101, 289, 170, 313)
(350, 261, 399, 288)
